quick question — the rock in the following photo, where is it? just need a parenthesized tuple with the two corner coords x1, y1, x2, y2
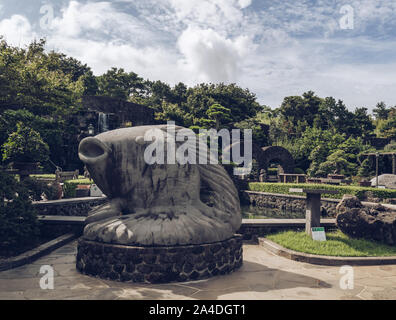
(336, 195, 396, 245)
(336, 195, 362, 212)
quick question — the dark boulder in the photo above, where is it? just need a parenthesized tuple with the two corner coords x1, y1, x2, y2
(336, 195, 396, 245)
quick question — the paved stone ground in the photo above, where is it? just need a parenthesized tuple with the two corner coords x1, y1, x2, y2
(1, 240, 396, 300)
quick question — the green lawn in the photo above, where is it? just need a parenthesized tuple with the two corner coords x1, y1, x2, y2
(267, 230, 396, 257)
(29, 174, 91, 184)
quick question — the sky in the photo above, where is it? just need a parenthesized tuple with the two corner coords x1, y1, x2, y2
(0, 0, 395, 111)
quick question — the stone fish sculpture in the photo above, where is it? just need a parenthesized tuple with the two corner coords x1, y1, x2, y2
(78, 125, 241, 246)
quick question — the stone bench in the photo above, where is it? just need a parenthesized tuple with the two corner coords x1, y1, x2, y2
(56, 170, 79, 182)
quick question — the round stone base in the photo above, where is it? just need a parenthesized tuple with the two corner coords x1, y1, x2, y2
(76, 235, 243, 283)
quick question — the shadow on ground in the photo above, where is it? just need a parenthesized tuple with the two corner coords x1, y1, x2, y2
(0, 241, 334, 300)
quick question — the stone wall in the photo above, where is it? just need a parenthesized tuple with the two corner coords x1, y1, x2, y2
(76, 235, 243, 283)
(34, 195, 340, 243)
(33, 197, 107, 216)
(242, 191, 339, 217)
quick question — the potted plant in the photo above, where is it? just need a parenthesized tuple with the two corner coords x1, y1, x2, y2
(1, 122, 50, 171)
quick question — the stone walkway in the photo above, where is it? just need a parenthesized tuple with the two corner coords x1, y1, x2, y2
(1, 240, 396, 300)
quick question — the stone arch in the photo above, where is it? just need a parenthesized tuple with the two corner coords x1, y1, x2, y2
(255, 146, 295, 174)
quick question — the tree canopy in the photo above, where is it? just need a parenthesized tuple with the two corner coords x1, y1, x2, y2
(0, 38, 394, 178)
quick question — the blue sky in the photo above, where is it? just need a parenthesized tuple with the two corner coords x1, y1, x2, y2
(0, 0, 395, 111)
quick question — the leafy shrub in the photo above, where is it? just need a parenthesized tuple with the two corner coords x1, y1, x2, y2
(316, 150, 356, 177)
(248, 182, 396, 200)
(384, 141, 396, 152)
(22, 177, 60, 201)
(2, 122, 49, 163)
(357, 158, 374, 178)
(0, 171, 40, 255)
(63, 183, 76, 198)
(63, 178, 92, 198)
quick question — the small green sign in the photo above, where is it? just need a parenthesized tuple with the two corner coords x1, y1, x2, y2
(311, 227, 326, 241)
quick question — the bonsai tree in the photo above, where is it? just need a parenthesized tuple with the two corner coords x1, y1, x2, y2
(204, 103, 232, 130)
(2, 122, 50, 164)
(357, 158, 373, 178)
(316, 150, 356, 177)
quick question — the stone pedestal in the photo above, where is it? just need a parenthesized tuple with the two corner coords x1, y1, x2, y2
(76, 235, 243, 283)
(305, 193, 321, 235)
(289, 188, 339, 236)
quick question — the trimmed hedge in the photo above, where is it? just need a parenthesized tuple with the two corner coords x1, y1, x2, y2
(30, 174, 86, 180)
(64, 178, 92, 185)
(29, 176, 93, 198)
(30, 174, 56, 179)
(63, 178, 93, 198)
(248, 182, 396, 200)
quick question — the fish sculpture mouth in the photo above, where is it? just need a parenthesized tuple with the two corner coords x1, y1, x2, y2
(78, 137, 111, 165)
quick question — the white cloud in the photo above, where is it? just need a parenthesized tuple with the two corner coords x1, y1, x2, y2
(40, 1, 178, 82)
(237, 36, 396, 109)
(238, 0, 252, 9)
(0, 14, 37, 46)
(177, 26, 253, 83)
(45, 0, 256, 85)
(0, 0, 395, 110)
(48, 36, 179, 81)
(351, 0, 396, 28)
(49, 1, 161, 46)
(51, 1, 104, 37)
(168, 0, 245, 31)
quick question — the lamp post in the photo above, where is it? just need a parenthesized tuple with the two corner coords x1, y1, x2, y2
(88, 124, 95, 136)
(375, 152, 379, 188)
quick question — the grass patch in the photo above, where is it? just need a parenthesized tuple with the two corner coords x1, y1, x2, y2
(267, 230, 396, 257)
(30, 174, 56, 179)
(30, 174, 87, 180)
(64, 178, 92, 185)
(248, 182, 396, 200)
